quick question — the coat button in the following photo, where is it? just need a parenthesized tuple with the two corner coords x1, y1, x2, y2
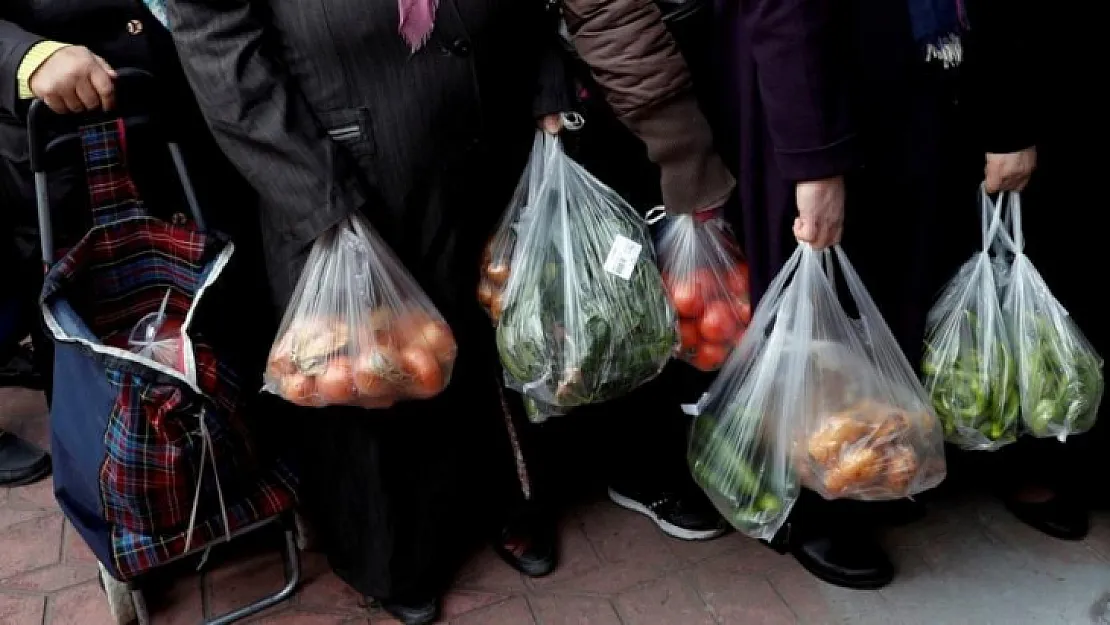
(127, 19, 144, 35)
(450, 39, 471, 57)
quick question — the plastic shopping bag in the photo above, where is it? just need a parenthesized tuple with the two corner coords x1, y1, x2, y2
(922, 191, 1021, 450)
(264, 213, 456, 408)
(688, 245, 946, 540)
(993, 192, 1104, 440)
(655, 212, 753, 371)
(484, 132, 677, 421)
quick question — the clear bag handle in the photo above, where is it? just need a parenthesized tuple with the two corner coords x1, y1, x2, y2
(979, 183, 1008, 251)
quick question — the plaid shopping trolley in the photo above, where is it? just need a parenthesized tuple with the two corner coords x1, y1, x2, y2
(29, 70, 300, 625)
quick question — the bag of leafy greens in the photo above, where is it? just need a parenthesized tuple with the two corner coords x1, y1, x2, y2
(687, 245, 946, 540)
(481, 132, 677, 422)
(922, 189, 1020, 450)
(991, 191, 1104, 440)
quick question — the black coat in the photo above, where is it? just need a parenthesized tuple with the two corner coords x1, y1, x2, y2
(168, 0, 572, 600)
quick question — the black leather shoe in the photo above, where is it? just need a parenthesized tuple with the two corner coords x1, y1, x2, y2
(0, 344, 43, 390)
(1004, 494, 1089, 541)
(377, 596, 440, 625)
(0, 430, 52, 487)
(790, 529, 894, 590)
(492, 504, 558, 578)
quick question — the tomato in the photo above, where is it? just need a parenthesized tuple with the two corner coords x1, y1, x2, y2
(699, 300, 739, 343)
(726, 264, 750, 297)
(691, 342, 729, 371)
(678, 319, 700, 351)
(735, 298, 753, 326)
(694, 268, 724, 300)
(486, 262, 511, 286)
(317, 357, 356, 404)
(670, 279, 704, 318)
(280, 373, 316, 406)
(401, 346, 445, 398)
(489, 292, 504, 323)
(478, 280, 494, 307)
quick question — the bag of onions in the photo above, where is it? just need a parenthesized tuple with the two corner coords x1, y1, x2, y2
(264, 214, 456, 408)
(687, 244, 946, 540)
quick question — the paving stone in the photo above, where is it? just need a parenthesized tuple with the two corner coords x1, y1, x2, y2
(145, 575, 205, 625)
(205, 551, 288, 621)
(688, 555, 796, 625)
(441, 591, 510, 620)
(526, 517, 602, 591)
(0, 592, 45, 625)
(6, 477, 57, 511)
(615, 575, 716, 625)
(61, 522, 97, 564)
(0, 513, 62, 579)
(455, 547, 527, 594)
(528, 594, 622, 625)
(450, 597, 534, 625)
(767, 563, 893, 625)
(0, 563, 97, 593)
(47, 581, 116, 625)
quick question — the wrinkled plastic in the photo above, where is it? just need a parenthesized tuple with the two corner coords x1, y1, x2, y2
(127, 289, 186, 371)
(264, 213, 456, 408)
(923, 190, 1020, 450)
(656, 213, 753, 371)
(992, 192, 1104, 440)
(688, 245, 946, 540)
(484, 132, 677, 421)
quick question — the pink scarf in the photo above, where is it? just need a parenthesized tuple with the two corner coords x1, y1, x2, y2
(398, 0, 440, 52)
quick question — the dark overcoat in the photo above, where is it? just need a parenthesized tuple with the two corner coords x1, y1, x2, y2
(168, 0, 571, 600)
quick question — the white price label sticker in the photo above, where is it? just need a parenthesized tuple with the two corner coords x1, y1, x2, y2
(603, 235, 642, 281)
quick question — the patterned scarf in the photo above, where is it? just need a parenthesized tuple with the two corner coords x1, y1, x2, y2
(399, 0, 440, 52)
(907, 0, 967, 69)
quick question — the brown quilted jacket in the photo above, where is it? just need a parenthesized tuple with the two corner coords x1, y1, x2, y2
(562, 0, 735, 214)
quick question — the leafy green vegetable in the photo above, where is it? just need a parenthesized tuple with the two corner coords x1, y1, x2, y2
(495, 176, 677, 422)
(922, 310, 1020, 449)
(1015, 315, 1104, 439)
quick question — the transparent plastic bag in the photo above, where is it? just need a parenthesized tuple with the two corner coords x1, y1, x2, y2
(486, 132, 677, 421)
(688, 245, 946, 540)
(264, 213, 457, 408)
(992, 192, 1104, 440)
(922, 190, 1021, 450)
(127, 288, 185, 371)
(655, 212, 753, 371)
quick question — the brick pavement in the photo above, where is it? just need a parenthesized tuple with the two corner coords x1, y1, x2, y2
(4, 386, 1109, 625)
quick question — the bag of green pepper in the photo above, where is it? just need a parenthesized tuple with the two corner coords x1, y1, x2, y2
(923, 189, 1021, 450)
(991, 192, 1104, 440)
(687, 245, 946, 540)
(484, 132, 677, 422)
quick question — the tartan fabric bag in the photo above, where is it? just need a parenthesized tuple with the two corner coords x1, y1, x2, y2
(43, 120, 296, 581)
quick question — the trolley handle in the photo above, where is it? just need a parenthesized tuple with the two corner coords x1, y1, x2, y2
(27, 68, 207, 265)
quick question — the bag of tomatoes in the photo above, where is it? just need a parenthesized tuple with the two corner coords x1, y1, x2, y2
(654, 210, 752, 371)
(482, 132, 677, 421)
(264, 214, 457, 408)
(686, 244, 946, 540)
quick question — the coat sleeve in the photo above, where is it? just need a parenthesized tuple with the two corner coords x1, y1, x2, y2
(561, 0, 735, 214)
(745, 0, 855, 182)
(962, 0, 1038, 153)
(0, 17, 45, 117)
(167, 0, 361, 255)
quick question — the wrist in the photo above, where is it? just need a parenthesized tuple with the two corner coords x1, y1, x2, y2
(18, 41, 72, 100)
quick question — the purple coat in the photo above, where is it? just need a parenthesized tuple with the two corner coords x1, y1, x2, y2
(711, 0, 856, 300)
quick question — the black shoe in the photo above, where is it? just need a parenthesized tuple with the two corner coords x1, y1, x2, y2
(0, 431, 52, 487)
(608, 485, 727, 541)
(0, 344, 43, 390)
(492, 504, 558, 578)
(790, 528, 894, 590)
(376, 596, 440, 625)
(1004, 494, 1089, 541)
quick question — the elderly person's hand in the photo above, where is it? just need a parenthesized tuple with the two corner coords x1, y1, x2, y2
(984, 147, 1037, 193)
(794, 175, 845, 250)
(539, 113, 564, 135)
(29, 45, 117, 114)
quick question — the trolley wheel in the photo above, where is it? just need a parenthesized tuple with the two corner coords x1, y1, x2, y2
(97, 563, 144, 625)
